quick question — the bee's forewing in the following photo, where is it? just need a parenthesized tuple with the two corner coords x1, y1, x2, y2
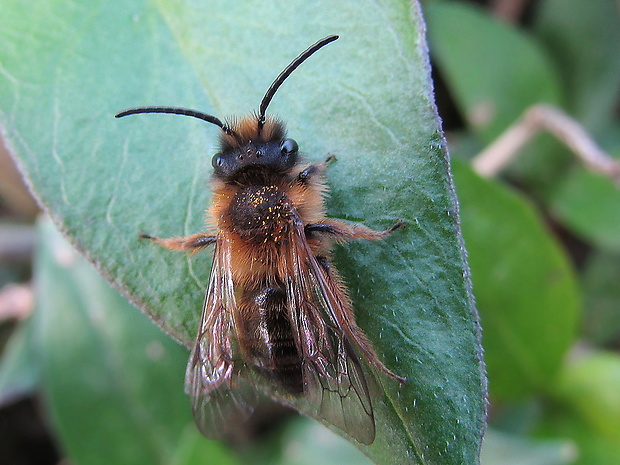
(185, 234, 257, 438)
(283, 215, 377, 445)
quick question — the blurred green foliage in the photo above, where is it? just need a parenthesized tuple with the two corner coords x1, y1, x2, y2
(425, 0, 620, 464)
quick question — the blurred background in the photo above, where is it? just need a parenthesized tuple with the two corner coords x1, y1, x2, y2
(1, 0, 619, 464)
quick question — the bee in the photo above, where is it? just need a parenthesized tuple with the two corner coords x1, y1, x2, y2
(116, 35, 404, 445)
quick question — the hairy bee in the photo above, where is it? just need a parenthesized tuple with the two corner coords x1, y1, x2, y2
(116, 35, 404, 445)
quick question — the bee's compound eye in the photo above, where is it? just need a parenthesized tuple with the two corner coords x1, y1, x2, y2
(281, 139, 298, 155)
(212, 153, 224, 168)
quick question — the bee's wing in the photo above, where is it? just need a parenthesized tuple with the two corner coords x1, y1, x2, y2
(184, 234, 256, 439)
(284, 215, 377, 445)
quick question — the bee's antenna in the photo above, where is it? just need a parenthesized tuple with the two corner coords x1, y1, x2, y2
(258, 35, 339, 132)
(115, 106, 240, 140)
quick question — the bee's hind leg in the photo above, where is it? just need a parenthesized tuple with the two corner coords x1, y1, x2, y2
(140, 232, 216, 252)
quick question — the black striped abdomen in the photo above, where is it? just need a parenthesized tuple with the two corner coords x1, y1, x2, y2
(236, 286, 303, 394)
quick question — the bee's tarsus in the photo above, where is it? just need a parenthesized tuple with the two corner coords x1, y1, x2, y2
(324, 153, 337, 164)
(388, 219, 404, 233)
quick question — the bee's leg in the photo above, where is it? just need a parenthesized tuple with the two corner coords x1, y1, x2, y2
(139, 232, 216, 252)
(305, 218, 403, 242)
(309, 221, 406, 383)
(314, 258, 406, 383)
(295, 154, 336, 184)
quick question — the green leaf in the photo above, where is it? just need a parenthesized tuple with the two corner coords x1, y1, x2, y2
(535, 0, 620, 129)
(550, 154, 620, 253)
(0, 316, 40, 405)
(535, 351, 620, 464)
(581, 251, 620, 344)
(172, 426, 240, 465)
(272, 417, 373, 465)
(425, 1, 569, 196)
(480, 429, 575, 465)
(545, 98, 620, 251)
(425, 1, 562, 141)
(34, 218, 209, 465)
(1, 1, 485, 462)
(536, 413, 620, 465)
(452, 160, 580, 399)
(554, 351, 620, 442)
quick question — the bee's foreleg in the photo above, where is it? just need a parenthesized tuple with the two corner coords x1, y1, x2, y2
(305, 219, 403, 243)
(139, 232, 216, 252)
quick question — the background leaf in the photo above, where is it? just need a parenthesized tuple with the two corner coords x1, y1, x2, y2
(268, 417, 373, 465)
(553, 351, 620, 442)
(535, 351, 620, 465)
(424, 1, 562, 141)
(0, 316, 40, 405)
(534, 0, 620, 130)
(480, 429, 575, 465)
(35, 218, 213, 465)
(550, 158, 620, 253)
(452, 160, 579, 400)
(534, 0, 620, 255)
(424, 0, 567, 195)
(580, 251, 620, 344)
(172, 426, 240, 465)
(0, 0, 485, 463)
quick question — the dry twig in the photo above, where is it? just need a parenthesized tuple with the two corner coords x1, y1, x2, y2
(472, 104, 620, 186)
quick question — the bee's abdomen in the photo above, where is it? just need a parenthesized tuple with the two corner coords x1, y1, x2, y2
(228, 185, 292, 243)
(237, 286, 303, 394)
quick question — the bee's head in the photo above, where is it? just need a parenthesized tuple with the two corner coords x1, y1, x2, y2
(115, 35, 337, 180)
(211, 117, 298, 178)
